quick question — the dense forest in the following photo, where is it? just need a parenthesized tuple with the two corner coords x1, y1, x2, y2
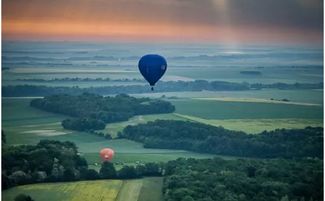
(4, 140, 322, 201)
(2, 140, 162, 190)
(163, 158, 323, 201)
(30, 93, 175, 131)
(2, 140, 88, 189)
(120, 120, 323, 158)
(3, 81, 322, 96)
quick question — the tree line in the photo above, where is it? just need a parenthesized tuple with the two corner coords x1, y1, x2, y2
(3, 81, 322, 97)
(2, 140, 162, 190)
(119, 120, 323, 159)
(163, 157, 322, 201)
(30, 93, 175, 131)
(16, 77, 143, 82)
(3, 139, 322, 201)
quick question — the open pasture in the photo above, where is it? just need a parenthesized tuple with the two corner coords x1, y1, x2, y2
(137, 177, 163, 201)
(2, 178, 163, 201)
(102, 113, 185, 137)
(2, 180, 123, 201)
(133, 89, 323, 105)
(3, 98, 323, 146)
(175, 113, 323, 134)
(170, 98, 323, 119)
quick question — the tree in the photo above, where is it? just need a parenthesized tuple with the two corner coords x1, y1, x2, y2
(31, 171, 47, 182)
(182, 195, 195, 201)
(9, 171, 31, 185)
(247, 166, 257, 177)
(118, 166, 137, 179)
(2, 173, 12, 190)
(85, 169, 100, 180)
(50, 159, 64, 181)
(135, 165, 146, 177)
(99, 162, 116, 179)
(105, 134, 113, 140)
(2, 130, 6, 145)
(14, 194, 34, 201)
(63, 168, 76, 181)
(144, 163, 161, 176)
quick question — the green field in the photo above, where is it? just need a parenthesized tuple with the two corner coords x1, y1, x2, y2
(175, 113, 323, 134)
(101, 113, 185, 137)
(138, 177, 163, 201)
(116, 180, 143, 201)
(2, 180, 122, 201)
(4, 97, 323, 143)
(2, 178, 163, 201)
(170, 99, 323, 119)
(133, 89, 324, 105)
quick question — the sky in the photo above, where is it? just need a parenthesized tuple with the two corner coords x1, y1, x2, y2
(2, 0, 323, 44)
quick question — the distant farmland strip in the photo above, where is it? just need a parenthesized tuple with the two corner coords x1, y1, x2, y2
(3, 81, 322, 97)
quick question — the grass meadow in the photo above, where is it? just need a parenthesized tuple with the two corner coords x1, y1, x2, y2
(2, 180, 123, 201)
(175, 113, 323, 134)
(170, 99, 323, 119)
(2, 178, 164, 201)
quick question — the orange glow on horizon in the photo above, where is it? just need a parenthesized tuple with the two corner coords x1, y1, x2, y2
(3, 0, 322, 44)
(3, 19, 322, 44)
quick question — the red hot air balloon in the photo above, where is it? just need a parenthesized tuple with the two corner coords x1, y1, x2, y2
(100, 148, 114, 161)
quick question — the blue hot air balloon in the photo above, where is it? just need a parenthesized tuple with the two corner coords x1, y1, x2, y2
(138, 54, 167, 90)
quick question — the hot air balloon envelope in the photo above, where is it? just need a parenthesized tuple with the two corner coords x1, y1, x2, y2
(100, 148, 114, 161)
(138, 54, 167, 87)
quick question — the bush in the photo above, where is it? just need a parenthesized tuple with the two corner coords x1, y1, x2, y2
(100, 162, 116, 179)
(14, 194, 34, 201)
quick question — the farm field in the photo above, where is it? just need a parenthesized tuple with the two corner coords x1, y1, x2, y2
(2, 178, 162, 201)
(116, 180, 143, 201)
(170, 99, 323, 119)
(133, 89, 324, 105)
(3, 97, 323, 144)
(2, 180, 123, 201)
(137, 177, 163, 201)
(101, 113, 185, 137)
(175, 113, 323, 134)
